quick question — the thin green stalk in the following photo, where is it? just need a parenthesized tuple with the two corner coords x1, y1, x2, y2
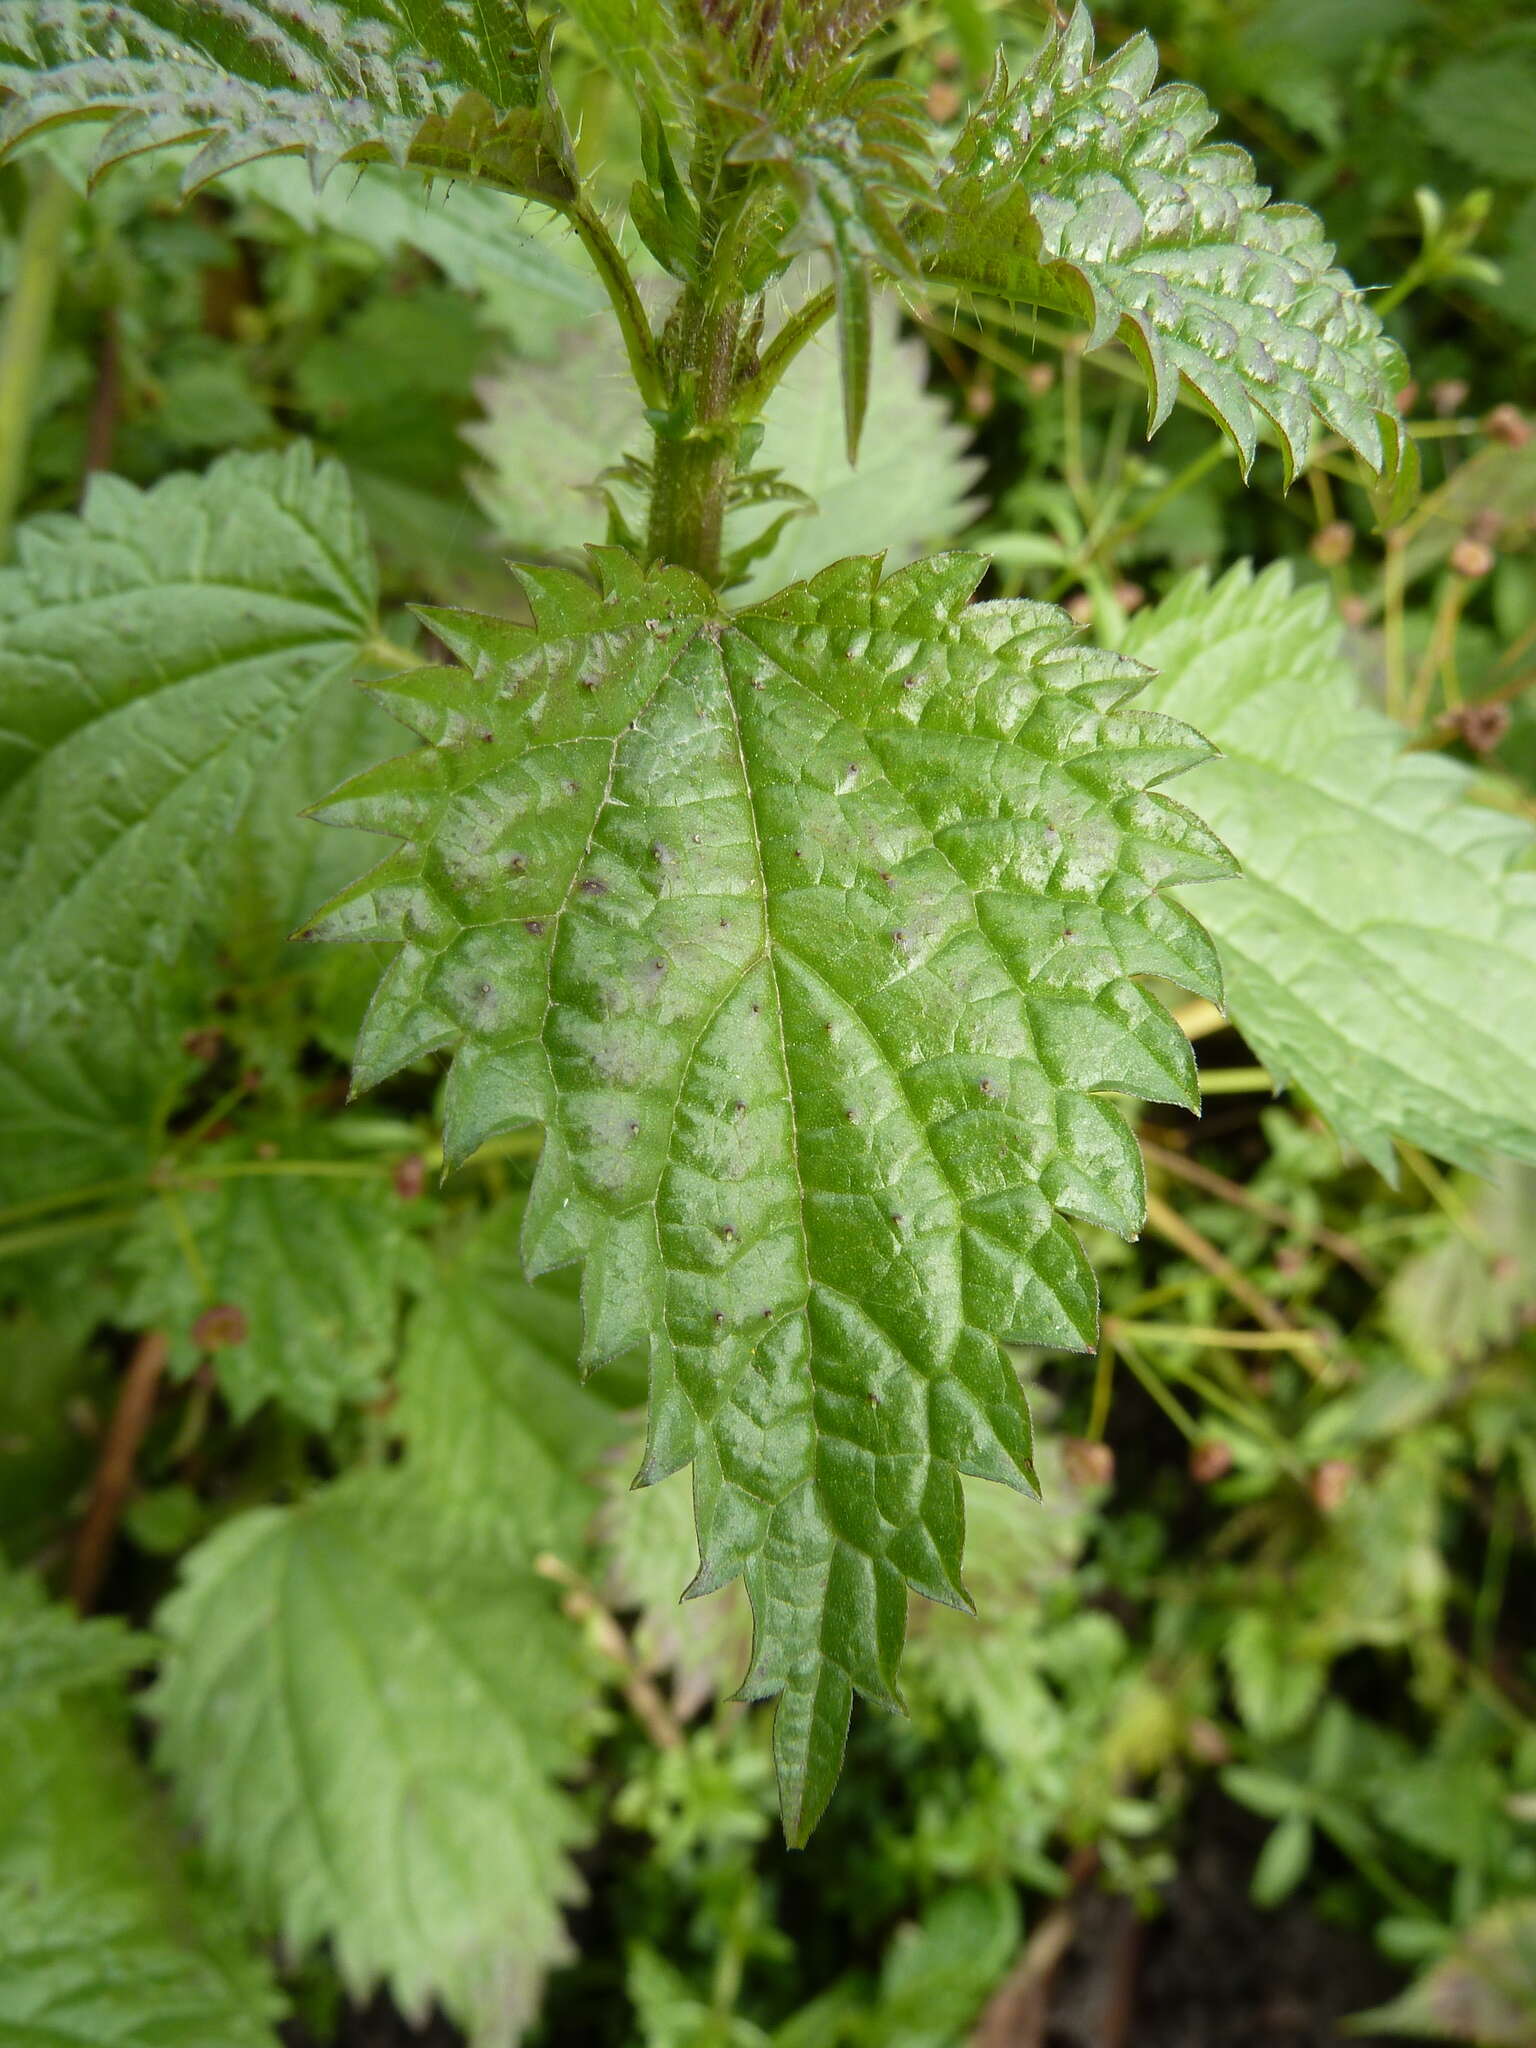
(0, 1174, 152, 1230)
(0, 162, 76, 558)
(1086, 1330, 1116, 1441)
(1112, 437, 1232, 546)
(1117, 1337, 1201, 1441)
(364, 634, 423, 672)
(730, 285, 836, 424)
(1473, 1465, 1517, 1671)
(1105, 1319, 1328, 1354)
(1198, 1066, 1275, 1095)
(0, 1207, 143, 1262)
(569, 199, 665, 410)
(1060, 341, 1091, 521)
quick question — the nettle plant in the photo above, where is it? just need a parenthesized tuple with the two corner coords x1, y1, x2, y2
(4, 0, 1536, 2033)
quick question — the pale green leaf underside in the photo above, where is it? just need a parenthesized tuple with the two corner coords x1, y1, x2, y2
(117, 1157, 405, 1425)
(0, 0, 571, 203)
(925, 5, 1405, 478)
(1127, 563, 1536, 1177)
(152, 1478, 591, 2047)
(307, 547, 1232, 1838)
(0, 446, 377, 1205)
(464, 292, 981, 597)
(730, 309, 982, 600)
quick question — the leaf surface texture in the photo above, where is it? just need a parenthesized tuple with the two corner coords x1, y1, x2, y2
(924, 5, 1404, 476)
(1127, 564, 1536, 1174)
(310, 547, 1231, 1836)
(0, 0, 573, 202)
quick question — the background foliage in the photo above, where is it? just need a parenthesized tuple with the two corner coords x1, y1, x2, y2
(1, 1, 1535, 2043)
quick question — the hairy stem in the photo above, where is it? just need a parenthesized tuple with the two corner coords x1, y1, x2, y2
(569, 199, 666, 410)
(730, 285, 837, 421)
(645, 288, 745, 583)
(0, 162, 76, 558)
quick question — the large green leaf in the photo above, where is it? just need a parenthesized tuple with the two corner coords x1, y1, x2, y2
(0, 1577, 282, 2048)
(152, 1477, 593, 2047)
(924, 6, 1405, 478)
(0, 446, 378, 1205)
(0, 0, 575, 204)
(306, 547, 1232, 1839)
(1126, 564, 1536, 1175)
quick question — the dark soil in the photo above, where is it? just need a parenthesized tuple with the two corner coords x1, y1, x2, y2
(282, 1794, 1402, 2046)
(1044, 1800, 1401, 2048)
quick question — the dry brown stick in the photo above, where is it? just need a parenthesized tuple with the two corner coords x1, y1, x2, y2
(1142, 1192, 1332, 1381)
(969, 1845, 1098, 2048)
(1098, 1904, 1145, 2048)
(1140, 1137, 1381, 1284)
(1143, 1190, 1292, 1334)
(83, 308, 120, 481)
(968, 1901, 1077, 2048)
(69, 1329, 168, 1612)
(534, 1552, 684, 1751)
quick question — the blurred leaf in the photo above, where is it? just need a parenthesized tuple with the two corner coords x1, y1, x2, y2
(0, 1566, 145, 1712)
(1251, 1813, 1314, 1908)
(1415, 55, 1536, 184)
(397, 1199, 625, 1556)
(1386, 1160, 1536, 1373)
(0, 1581, 282, 2045)
(598, 1456, 754, 1722)
(1128, 563, 1536, 1175)
(119, 1150, 407, 1425)
(1226, 1609, 1326, 1742)
(153, 1476, 594, 2047)
(223, 158, 597, 306)
(0, 447, 378, 1207)
(1351, 1898, 1536, 2041)
(872, 1883, 1021, 2048)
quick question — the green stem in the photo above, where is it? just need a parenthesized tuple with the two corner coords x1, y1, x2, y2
(0, 162, 76, 558)
(1373, 260, 1427, 318)
(1198, 1066, 1275, 1095)
(730, 285, 836, 422)
(1111, 437, 1233, 547)
(645, 287, 744, 584)
(364, 634, 423, 672)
